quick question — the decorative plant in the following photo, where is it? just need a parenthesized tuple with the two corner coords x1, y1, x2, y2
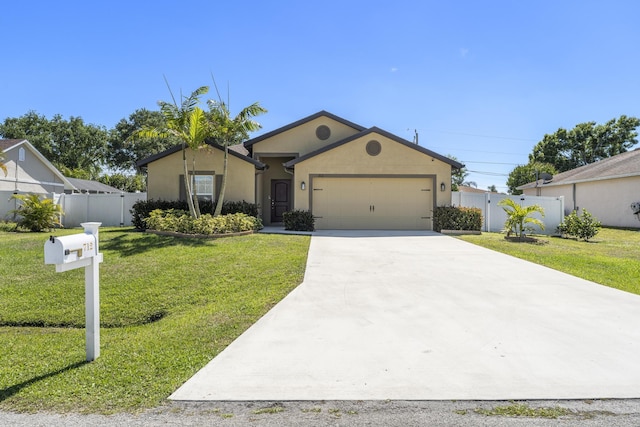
(558, 209, 601, 241)
(497, 198, 545, 240)
(10, 193, 63, 232)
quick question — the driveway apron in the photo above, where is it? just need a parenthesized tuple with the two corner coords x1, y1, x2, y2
(170, 230, 640, 400)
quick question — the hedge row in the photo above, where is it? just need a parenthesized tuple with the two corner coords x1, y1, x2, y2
(433, 206, 483, 232)
(283, 210, 315, 231)
(131, 199, 258, 230)
(145, 209, 262, 235)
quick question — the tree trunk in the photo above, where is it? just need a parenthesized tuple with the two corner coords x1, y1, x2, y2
(182, 144, 197, 218)
(213, 146, 229, 217)
(191, 154, 201, 218)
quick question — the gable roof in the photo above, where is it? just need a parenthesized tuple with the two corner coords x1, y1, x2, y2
(136, 140, 266, 169)
(1, 139, 73, 189)
(517, 148, 640, 190)
(283, 127, 464, 169)
(0, 139, 26, 152)
(244, 110, 366, 148)
(66, 177, 124, 193)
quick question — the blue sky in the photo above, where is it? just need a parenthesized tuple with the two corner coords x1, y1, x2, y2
(3, 1, 639, 190)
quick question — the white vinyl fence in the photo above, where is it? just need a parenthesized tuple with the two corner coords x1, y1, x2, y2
(451, 192, 565, 235)
(1, 190, 146, 228)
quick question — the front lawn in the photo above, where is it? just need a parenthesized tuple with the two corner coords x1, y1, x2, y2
(0, 228, 310, 413)
(456, 228, 640, 295)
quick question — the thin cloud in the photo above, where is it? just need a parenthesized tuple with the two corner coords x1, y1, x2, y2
(460, 48, 469, 58)
(391, 67, 399, 72)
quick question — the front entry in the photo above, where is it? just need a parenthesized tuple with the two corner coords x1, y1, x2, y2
(270, 179, 291, 223)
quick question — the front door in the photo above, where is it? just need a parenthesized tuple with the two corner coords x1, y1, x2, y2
(270, 179, 291, 223)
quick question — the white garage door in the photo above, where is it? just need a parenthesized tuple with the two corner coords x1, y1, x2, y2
(312, 177, 433, 230)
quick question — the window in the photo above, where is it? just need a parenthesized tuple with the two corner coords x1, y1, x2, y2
(192, 175, 214, 201)
(18, 147, 25, 162)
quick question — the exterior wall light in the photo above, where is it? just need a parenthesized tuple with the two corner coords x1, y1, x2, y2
(440, 182, 446, 192)
(301, 181, 306, 190)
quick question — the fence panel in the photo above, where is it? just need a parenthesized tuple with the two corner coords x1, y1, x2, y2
(452, 192, 564, 235)
(59, 193, 146, 228)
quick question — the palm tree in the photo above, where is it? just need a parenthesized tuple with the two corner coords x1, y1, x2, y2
(498, 198, 545, 240)
(207, 99, 266, 217)
(132, 85, 210, 218)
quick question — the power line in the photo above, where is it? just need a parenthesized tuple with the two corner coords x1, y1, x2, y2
(467, 170, 510, 176)
(461, 160, 521, 166)
(421, 129, 538, 142)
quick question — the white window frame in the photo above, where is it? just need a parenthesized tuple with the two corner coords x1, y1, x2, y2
(191, 175, 214, 201)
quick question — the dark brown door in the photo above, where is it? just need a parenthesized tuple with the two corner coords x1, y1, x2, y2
(270, 179, 291, 223)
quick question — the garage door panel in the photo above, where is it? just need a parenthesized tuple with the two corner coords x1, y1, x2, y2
(312, 177, 433, 230)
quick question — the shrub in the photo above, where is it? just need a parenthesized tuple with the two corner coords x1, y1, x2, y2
(145, 209, 262, 235)
(558, 209, 601, 241)
(10, 193, 63, 232)
(283, 210, 315, 231)
(433, 206, 482, 232)
(131, 199, 259, 230)
(0, 220, 17, 232)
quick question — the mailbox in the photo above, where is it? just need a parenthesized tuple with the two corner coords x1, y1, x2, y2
(44, 234, 97, 265)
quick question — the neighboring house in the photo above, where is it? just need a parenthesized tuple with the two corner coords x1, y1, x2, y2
(518, 148, 640, 228)
(0, 139, 72, 194)
(137, 111, 463, 230)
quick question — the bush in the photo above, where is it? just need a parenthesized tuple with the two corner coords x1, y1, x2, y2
(283, 210, 315, 231)
(433, 206, 482, 232)
(558, 209, 601, 241)
(145, 209, 262, 235)
(10, 193, 63, 232)
(131, 199, 259, 230)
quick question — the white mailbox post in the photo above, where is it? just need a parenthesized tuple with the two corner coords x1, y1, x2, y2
(44, 222, 103, 361)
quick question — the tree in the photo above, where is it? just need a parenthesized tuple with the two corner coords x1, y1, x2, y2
(0, 111, 108, 178)
(207, 97, 266, 217)
(487, 184, 498, 193)
(131, 85, 211, 218)
(447, 154, 468, 191)
(98, 173, 146, 192)
(108, 109, 180, 171)
(498, 198, 545, 240)
(506, 162, 557, 195)
(529, 115, 640, 172)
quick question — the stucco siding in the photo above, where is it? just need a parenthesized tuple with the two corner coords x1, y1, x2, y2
(524, 177, 640, 228)
(251, 117, 361, 157)
(146, 146, 255, 202)
(0, 146, 65, 193)
(292, 134, 452, 211)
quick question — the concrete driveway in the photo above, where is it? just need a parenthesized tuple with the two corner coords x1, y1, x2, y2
(170, 230, 640, 401)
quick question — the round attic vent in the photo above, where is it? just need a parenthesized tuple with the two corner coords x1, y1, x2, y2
(366, 140, 382, 156)
(316, 125, 331, 140)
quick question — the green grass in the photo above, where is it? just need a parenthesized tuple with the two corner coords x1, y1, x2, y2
(474, 403, 573, 418)
(0, 228, 310, 413)
(457, 228, 640, 295)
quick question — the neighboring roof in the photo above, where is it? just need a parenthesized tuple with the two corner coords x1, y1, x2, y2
(517, 148, 640, 190)
(0, 138, 73, 189)
(283, 127, 465, 169)
(458, 185, 494, 193)
(243, 110, 367, 148)
(0, 139, 26, 152)
(66, 177, 123, 193)
(136, 140, 266, 169)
